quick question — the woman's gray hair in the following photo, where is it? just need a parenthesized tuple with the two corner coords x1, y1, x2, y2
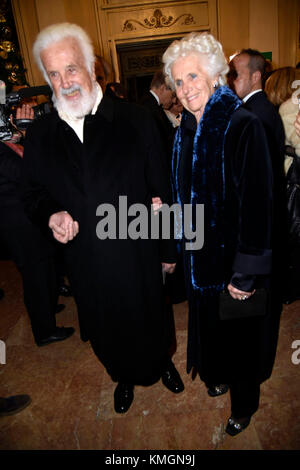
(162, 32, 229, 88)
(33, 22, 95, 85)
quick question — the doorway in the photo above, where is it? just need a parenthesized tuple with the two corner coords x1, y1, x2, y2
(117, 38, 177, 102)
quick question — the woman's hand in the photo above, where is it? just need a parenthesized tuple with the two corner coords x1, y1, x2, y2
(162, 263, 176, 274)
(152, 196, 162, 214)
(227, 283, 255, 301)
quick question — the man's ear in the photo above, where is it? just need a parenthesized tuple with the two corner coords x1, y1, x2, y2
(251, 70, 262, 86)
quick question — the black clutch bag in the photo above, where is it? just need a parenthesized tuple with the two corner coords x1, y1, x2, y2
(219, 288, 268, 321)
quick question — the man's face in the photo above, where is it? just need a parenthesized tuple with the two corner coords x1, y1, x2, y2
(160, 84, 176, 110)
(231, 54, 254, 99)
(41, 37, 96, 117)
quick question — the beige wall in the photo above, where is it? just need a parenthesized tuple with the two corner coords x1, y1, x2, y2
(11, 0, 101, 85)
(218, 0, 299, 68)
(11, 0, 300, 86)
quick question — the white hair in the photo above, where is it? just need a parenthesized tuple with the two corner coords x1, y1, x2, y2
(33, 22, 95, 85)
(163, 32, 229, 88)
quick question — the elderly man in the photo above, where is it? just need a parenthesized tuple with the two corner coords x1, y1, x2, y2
(21, 23, 183, 413)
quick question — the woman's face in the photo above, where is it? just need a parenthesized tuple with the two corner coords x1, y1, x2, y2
(171, 53, 217, 123)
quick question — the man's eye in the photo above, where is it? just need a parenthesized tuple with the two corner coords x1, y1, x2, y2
(190, 73, 197, 79)
(175, 80, 182, 87)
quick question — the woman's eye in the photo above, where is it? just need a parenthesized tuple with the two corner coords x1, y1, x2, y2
(190, 73, 197, 79)
(175, 80, 182, 87)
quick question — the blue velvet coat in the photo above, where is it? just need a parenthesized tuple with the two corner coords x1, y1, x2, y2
(172, 87, 278, 384)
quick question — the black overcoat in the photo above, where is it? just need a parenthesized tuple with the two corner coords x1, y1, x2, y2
(21, 95, 176, 385)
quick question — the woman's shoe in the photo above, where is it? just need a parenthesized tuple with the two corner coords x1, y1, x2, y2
(207, 384, 229, 397)
(225, 415, 251, 436)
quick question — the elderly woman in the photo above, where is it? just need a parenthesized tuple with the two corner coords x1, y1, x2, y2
(162, 33, 278, 436)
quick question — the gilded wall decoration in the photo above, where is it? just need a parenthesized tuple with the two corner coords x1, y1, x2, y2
(122, 8, 195, 32)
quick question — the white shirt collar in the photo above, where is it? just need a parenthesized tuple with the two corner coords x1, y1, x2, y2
(58, 82, 103, 143)
(243, 89, 263, 103)
(150, 89, 160, 105)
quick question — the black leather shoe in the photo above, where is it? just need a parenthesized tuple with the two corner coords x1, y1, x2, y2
(0, 395, 31, 416)
(225, 415, 251, 436)
(207, 384, 229, 397)
(161, 363, 184, 394)
(36, 327, 75, 347)
(114, 383, 134, 413)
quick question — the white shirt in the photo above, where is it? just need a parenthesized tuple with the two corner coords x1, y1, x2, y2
(58, 82, 103, 143)
(243, 89, 263, 103)
(149, 89, 160, 105)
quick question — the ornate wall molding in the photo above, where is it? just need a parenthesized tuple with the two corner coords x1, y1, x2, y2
(122, 8, 195, 32)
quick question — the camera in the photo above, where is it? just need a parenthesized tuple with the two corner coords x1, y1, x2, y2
(0, 83, 52, 140)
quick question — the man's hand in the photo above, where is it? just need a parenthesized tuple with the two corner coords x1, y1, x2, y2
(49, 211, 79, 244)
(162, 263, 176, 274)
(16, 104, 34, 121)
(295, 111, 300, 138)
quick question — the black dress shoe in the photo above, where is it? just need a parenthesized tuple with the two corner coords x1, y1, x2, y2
(207, 384, 229, 397)
(225, 415, 251, 436)
(114, 383, 134, 413)
(161, 363, 184, 394)
(36, 327, 75, 347)
(0, 395, 31, 416)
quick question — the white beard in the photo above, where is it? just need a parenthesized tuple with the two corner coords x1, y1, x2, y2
(53, 82, 98, 120)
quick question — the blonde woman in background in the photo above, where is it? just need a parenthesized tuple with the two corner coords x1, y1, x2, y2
(265, 66, 300, 173)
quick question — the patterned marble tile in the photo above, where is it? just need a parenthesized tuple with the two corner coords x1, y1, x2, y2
(1, 260, 300, 451)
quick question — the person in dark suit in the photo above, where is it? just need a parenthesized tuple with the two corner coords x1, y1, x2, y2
(21, 23, 184, 414)
(230, 48, 286, 360)
(230, 49, 285, 163)
(0, 137, 74, 346)
(140, 71, 187, 341)
(139, 70, 177, 168)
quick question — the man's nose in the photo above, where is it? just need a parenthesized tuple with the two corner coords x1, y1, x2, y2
(61, 73, 72, 89)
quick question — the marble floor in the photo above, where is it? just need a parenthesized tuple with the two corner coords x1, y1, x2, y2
(0, 259, 299, 451)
